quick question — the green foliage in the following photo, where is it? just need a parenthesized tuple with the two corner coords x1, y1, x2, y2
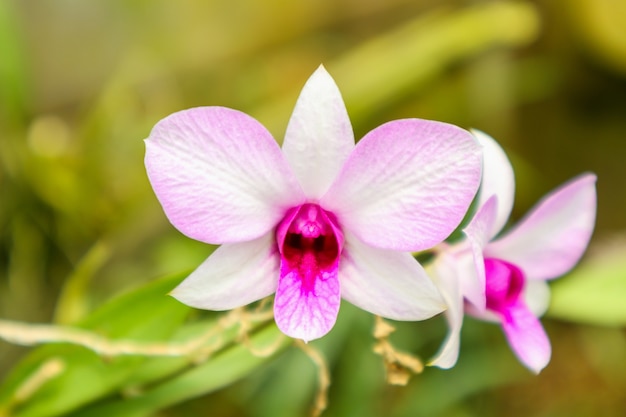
(548, 246, 626, 326)
(67, 325, 288, 417)
(0, 273, 289, 417)
(0, 0, 27, 125)
(0, 266, 295, 417)
(0, 274, 191, 416)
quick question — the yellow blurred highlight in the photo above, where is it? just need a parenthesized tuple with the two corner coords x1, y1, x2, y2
(27, 115, 71, 158)
(568, 0, 626, 74)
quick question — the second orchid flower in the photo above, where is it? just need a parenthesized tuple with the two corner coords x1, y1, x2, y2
(430, 130, 597, 373)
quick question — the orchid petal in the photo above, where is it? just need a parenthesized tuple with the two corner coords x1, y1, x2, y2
(145, 107, 305, 244)
(486, 173, 597, 280)
(282, 65, 355, 199)
(322, 119, 482, 251)
(339, 234, 446, 320)
(461, 195, 498, 310)
(428, 253, 464, 369)
(274, 258, 340, 342)
(471, 129, 515, 238)
(500, 300, 551, 374)
(170, 232, 278, 310)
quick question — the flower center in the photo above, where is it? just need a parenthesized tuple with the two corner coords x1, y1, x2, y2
(276, 204, 343, 291)
(484, 258, 525, 313)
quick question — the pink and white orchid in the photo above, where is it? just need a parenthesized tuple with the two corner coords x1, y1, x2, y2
(144, 66, 482, 342)
(430, 130, 597, 373)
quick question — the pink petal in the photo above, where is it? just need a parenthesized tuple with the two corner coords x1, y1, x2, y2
(486, 173, 597, 280)
(274, 203, 343, 341)
(500, 300, 551, 373)
(461, 196, 498, 310)
(273, 257, 340, 342)
(145, 107, 305, 244)
(428, 253, 464, 369)
(282, 65, 355, 199)
(170, 232, 279, 310)
(322, 119, 482, 252)
(339, 233, 446, 320)
(471, 130, 515, 238)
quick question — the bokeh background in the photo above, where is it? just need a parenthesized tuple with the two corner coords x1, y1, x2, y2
(1, 0, 625, 416)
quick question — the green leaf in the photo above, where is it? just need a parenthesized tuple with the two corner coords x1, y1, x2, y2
(0, 0, 28, 125)
(547, 247, 626, 326)
(53, 241, 112, 325)
(0, 273, 191, 417)
(254, 1, 540, 134)
(66, 323, 290, 417)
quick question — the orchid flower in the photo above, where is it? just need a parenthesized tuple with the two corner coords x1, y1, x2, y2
(144, 66, 482, 342)
(429, 130, 597, 373)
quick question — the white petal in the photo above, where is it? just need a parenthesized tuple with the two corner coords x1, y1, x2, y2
(461, 196, 498, 310)
(170, 233, 279, 310)
(339, 234, 446, 321)
(486, 173, 597, 280)
(471, 129, 515, 238)
(323, 119, 482, 252)
(428, 253, 464, 369)
(282, 65, 355, 199)
(145, 107, 304, 244)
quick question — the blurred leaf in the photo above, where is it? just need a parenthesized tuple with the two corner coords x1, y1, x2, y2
(74, 273, 189, 339)
(0, 273, 191, 417)
(54, 241, 112, 325)
(246, 302, 369, 417)
(66, 323, 290, 417)
(0, 0, 28, 125)
(548, 244, 626, 326)
(566, 0, 626, 75)
(255, 0, 541, 135)
(396, 340, 527, 417)
(101, 311, 274, 391)
(333, 0, 540, 118)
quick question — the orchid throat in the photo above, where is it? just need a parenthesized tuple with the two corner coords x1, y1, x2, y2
(277, 204, 344, 292)
(484, 257, 525, 314)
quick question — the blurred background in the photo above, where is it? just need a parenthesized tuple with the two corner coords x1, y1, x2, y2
(1, 0, 625, 416)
